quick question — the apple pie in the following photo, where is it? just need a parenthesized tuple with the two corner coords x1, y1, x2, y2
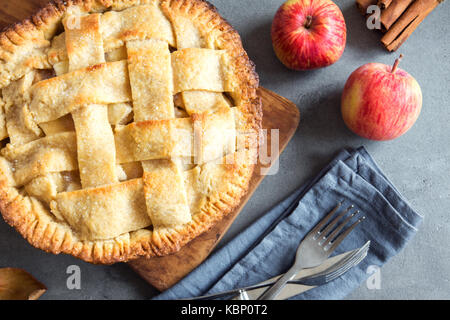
(0, 0, 261, 264)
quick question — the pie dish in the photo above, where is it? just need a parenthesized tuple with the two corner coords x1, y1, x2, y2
(0, 0, 261, 264)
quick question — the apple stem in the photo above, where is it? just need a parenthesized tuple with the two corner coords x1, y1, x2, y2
(391, 54, 404, 73)
(305, 15, 313, 29)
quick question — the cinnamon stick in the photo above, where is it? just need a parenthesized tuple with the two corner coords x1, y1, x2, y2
(378, 0, 394, 9)
(380, 0, 415, 31)
(356, 0, 378, 15)
(381, 0, 442, 51)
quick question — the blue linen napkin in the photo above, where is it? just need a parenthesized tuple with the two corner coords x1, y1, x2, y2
(154, 147, 423, 300)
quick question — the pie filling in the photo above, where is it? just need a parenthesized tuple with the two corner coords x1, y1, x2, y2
(0, 2, 256, 242)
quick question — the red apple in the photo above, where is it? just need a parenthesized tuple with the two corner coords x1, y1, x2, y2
(341, 55, 422, 141)
(271, 0, 346, 70)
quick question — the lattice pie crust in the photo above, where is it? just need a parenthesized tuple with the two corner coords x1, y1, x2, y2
(0, 0, 261, 264)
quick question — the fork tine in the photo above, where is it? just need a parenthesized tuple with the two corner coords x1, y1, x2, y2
(321, 209, 359, 246)
(326, 242, 370, 280)
(308, 201, 343, 237)
(325, 216, 366, 252)
(318, 205, 354, 241)
(325, 258, 359, 282)
(326, 248, 369, 281)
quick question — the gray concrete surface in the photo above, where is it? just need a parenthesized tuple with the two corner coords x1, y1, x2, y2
(0, 0, 449, 300)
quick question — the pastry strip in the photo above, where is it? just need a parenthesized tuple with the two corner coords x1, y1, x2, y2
(39, 114, 75, 135)
(182, 91, 231, 115)
(51, 179, 151, 240)
(64, 13, 105, 72)
(161, 1, 215, 49)
(65, 13, 118, 188)
(1, 132, 78, 186)
(72, 105, 119, 188)
(126, 39, 175, 121)
(114, 117, 195, 163)
(2, 71, 42, 145)
(126, 38, 191, 227)
(24, 172, 80, 204)
(142, 160, 191, 227)
(171, 48, 234, 93)
(101, 4, 175, 51)
(115, 108, 235, 164)
(29, 60, 132, 123)
(193, 107, 236, 163)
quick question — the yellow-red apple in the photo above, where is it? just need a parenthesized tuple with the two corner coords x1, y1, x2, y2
(341, 55, 422, 141)
(271, 0, 346, 70)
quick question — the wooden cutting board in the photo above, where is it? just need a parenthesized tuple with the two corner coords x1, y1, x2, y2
(0, 0, 300, 292)
(0, 0, 49, 28)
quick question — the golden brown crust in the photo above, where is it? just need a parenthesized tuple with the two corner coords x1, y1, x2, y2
(0, 0, 261, 264)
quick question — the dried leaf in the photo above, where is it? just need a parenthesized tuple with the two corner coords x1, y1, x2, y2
(0, 268, 46, 300)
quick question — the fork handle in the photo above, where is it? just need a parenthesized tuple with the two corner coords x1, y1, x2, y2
(257, 267, 299, 300)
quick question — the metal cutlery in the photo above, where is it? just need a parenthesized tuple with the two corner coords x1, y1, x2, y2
(257, 202, 365, 300)
(235, 240, 370, 300)
(189, 240, 370, 300)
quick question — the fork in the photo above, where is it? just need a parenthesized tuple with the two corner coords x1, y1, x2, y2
(257, 201, 365, 300)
